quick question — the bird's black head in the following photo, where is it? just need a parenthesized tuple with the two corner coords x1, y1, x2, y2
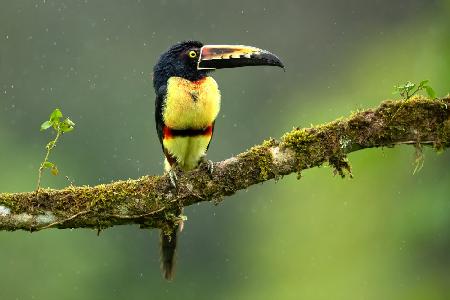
(153, 41, 284, 91)
(153, 41, 208, 91)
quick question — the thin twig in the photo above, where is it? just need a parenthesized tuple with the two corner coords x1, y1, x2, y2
(36, 130, 61, 191)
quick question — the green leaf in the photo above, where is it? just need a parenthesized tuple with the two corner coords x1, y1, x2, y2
(418, 80, 429, 87)
(42, 161, 54, 169)
(51, 165, 59, 176)
(49, 108, 63, 123)
(60, 118, 75, 133)
(40, 121, 52, 131)
(425, 86, 436, 99)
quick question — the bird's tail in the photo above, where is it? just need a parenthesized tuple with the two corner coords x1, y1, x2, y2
(160, 229, 178, 280)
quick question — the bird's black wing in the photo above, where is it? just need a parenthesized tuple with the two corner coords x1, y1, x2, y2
(155, 84, 167, 152)
(206, 121, 215, 151)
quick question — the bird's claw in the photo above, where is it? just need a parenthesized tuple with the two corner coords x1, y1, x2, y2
(168, 169, 178, 189)
(201, 158, 214, 176)
(207, 160, 214, 175)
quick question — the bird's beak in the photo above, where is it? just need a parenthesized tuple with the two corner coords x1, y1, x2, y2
(198, 45, 284, 70)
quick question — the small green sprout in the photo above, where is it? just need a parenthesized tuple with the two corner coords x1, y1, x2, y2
(391, 81, 437, 174)
(37, 108, 75, 190)
(393, 80, 436, 100)
(390, 79, 438, 125)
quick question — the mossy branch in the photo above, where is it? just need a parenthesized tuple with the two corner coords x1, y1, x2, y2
(0, 97, 449, 232)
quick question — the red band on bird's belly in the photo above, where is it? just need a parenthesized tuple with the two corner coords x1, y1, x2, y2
(204, 125, 213, 136)
(163, 126, 173, 139)
(163, 125, 213, 139)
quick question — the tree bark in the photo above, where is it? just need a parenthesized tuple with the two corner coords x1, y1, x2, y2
(0, 97, 449, 232)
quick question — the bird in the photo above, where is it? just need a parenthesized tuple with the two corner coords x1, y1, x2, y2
(153, 40, 284, 280)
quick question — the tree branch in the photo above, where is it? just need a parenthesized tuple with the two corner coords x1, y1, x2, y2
(0, 97, 449, 232)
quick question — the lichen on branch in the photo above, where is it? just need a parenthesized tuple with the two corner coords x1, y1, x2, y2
(0, 96, 449, 232)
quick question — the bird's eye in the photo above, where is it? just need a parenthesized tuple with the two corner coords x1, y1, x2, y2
(188, 50, 197, 58)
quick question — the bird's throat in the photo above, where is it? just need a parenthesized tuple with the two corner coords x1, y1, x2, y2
(162, 76, 221, 130)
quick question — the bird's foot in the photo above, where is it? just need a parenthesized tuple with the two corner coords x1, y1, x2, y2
(200, 158, 214, 177)
(206, 160, 214, 175)
(168, 169, 179, 189)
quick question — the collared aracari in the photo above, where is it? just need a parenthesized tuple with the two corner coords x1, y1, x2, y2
(153, 40, 284, 280)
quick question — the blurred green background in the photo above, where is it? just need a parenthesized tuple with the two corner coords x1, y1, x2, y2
(1, 0, 449, 299)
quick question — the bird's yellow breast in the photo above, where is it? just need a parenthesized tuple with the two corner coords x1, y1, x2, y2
(163, 76, 221, 129)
